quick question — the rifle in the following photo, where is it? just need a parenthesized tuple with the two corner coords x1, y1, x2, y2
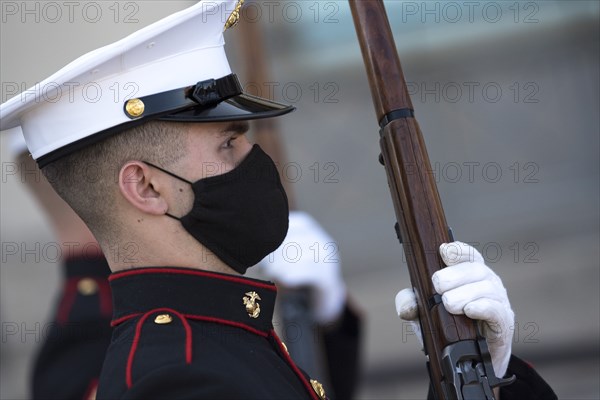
(348, 1, 514, 398)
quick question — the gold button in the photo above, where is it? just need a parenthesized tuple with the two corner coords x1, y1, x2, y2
(281, 341, 289, 355)
(77, 278, 98, 295)
(310, 379, 326, 400)
(154, 314, 173, 324)
(125, 98, 145, 118)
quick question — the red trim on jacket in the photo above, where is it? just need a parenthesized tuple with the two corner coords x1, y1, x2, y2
(111, 313, 142, 327)
(56, 278, 78, 325)
(125, 308, 192, 389)
(82, 378, 99, 400)
(270, 330, 319, 400)
(56, 277, 112, 325)
(112, 312, 269, 338)
(185, 314, 269, 337)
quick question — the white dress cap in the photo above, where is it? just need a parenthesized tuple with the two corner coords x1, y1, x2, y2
(0, 0, 293, 167)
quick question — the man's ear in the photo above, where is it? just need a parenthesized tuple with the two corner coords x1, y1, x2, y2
(118, 161, 169, 215)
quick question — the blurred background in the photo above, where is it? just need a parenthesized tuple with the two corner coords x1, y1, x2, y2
(1, 1, 598, 399)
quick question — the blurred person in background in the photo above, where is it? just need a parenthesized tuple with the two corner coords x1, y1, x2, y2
(7, 130, 111, 400)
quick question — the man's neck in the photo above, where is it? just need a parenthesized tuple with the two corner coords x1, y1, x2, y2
(100, 237, 240, 276)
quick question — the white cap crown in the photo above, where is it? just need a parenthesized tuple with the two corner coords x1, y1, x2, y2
(0, 1, 244, 161)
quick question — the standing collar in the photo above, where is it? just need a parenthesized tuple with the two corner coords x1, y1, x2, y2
(64, 256, 110, 278)
(109, 267, 277, 335)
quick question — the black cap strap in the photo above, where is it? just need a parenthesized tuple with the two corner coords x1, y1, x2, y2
(123, 74, 243, 120)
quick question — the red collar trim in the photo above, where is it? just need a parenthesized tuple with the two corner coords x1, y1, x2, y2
(109, 267, 276, 292)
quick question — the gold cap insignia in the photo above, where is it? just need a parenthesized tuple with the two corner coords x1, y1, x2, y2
(224, 0, 244, 31)
(243, 291, 261, 318)
(125, 98, 145, 118)
(310, 379, 326, 400)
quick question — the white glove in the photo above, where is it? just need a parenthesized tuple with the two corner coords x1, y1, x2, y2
(395, 288, 424, 349)
(257, 211, 346, 324)
(395, 241, 514, 378)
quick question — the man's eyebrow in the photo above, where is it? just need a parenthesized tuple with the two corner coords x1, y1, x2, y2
(219, 121, 250, 136)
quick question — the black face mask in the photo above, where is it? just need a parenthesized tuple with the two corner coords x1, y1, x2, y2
(145, 144, 289, 274)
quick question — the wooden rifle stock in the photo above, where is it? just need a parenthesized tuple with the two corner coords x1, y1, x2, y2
(349, 1, 513, 398)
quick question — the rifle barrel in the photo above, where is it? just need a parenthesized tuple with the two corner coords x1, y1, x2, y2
(348, 1, 488, 397)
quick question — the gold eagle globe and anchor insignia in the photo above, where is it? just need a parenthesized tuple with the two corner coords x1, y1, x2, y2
(243, 291, 261, 318)
(224, 0, 244, 31)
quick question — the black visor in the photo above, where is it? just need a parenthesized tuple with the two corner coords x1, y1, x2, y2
(159, 93, 295, 122)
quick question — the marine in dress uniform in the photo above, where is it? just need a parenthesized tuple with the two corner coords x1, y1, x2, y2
(0, 1, 555, 399)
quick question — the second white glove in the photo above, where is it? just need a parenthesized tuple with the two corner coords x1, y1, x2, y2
(257, 211, 346, 324)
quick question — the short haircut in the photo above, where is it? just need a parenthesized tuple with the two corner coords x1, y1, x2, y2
(41, 120, 190, 241)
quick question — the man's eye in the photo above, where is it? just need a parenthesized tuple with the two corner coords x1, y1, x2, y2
(224, 137, 237, 148)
